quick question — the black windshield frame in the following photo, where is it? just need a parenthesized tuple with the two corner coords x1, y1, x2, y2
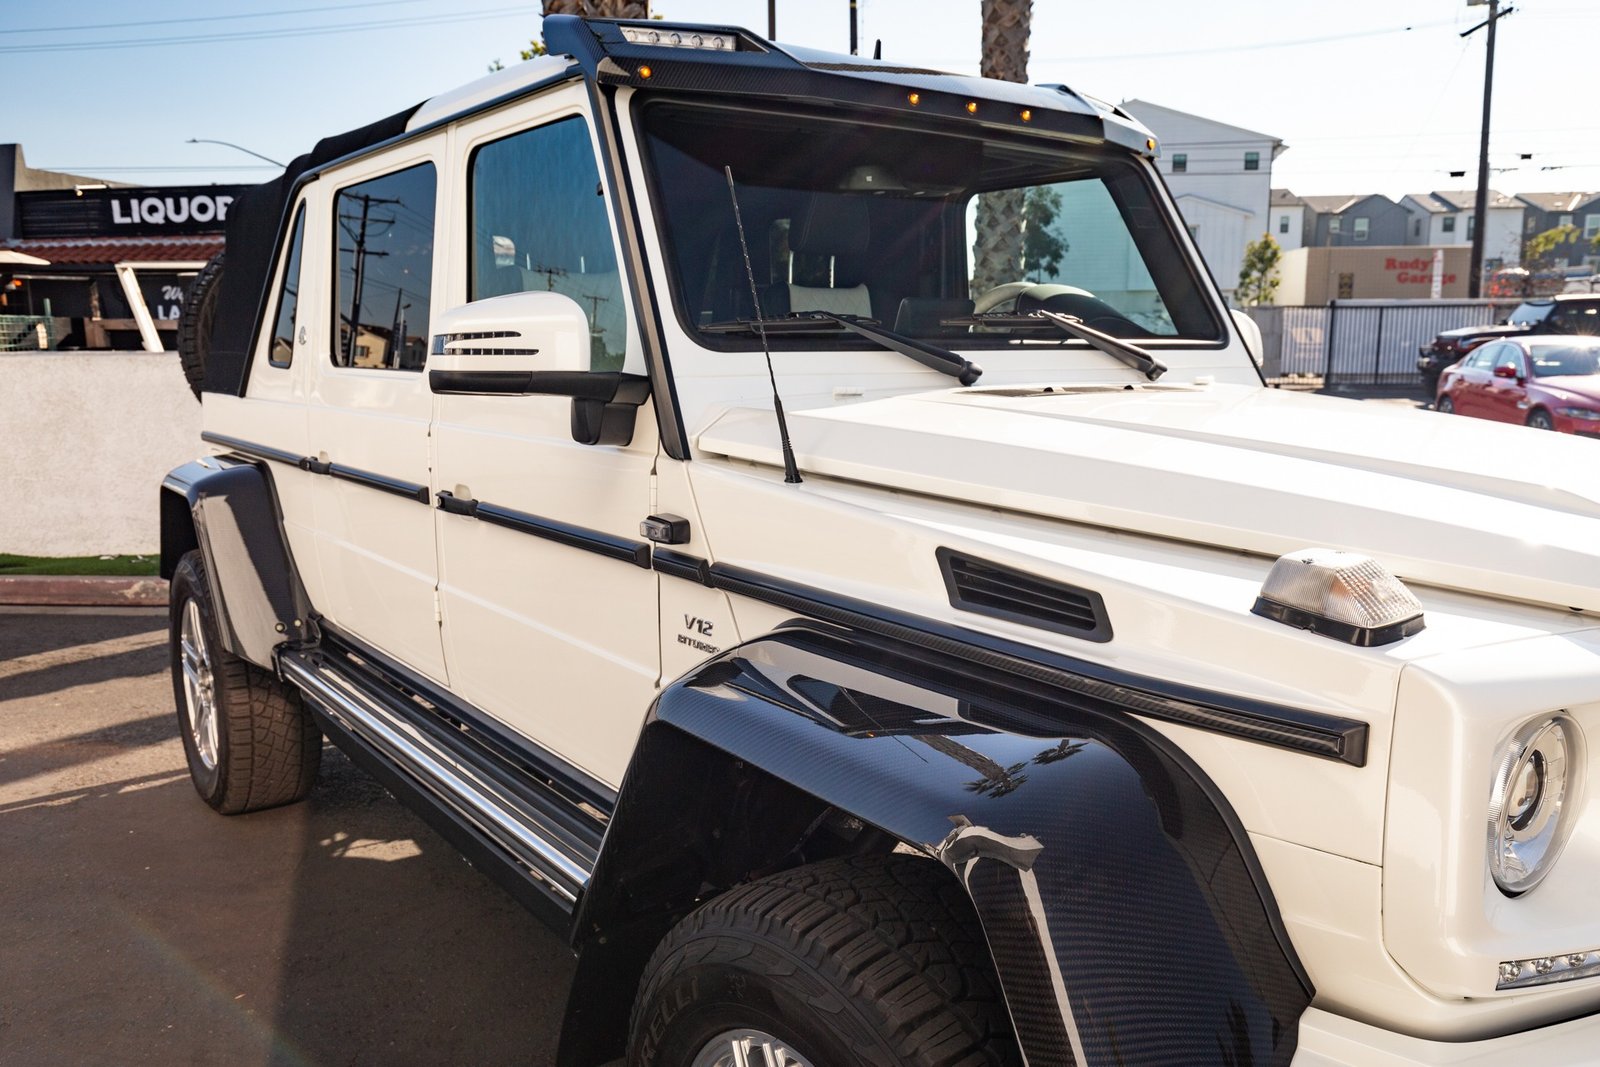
(632, 96, 1227, 355)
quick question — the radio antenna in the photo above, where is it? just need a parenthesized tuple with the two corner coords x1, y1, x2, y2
(724, 165, 802, 485)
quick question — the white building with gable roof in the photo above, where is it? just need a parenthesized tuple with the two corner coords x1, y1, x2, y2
(1119, 100, 1285, 303)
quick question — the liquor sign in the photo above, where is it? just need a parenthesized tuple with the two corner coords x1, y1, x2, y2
(16, 185, 252, 239)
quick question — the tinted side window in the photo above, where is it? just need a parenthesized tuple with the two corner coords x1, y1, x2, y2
(469, 117, 624, 371)
(1464, 345, 1497, 371)
(268, 204, 306, 366)
(332, 162, 436, 370)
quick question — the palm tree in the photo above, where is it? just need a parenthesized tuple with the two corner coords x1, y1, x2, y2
(541, 1, 649, 16)
(970, 0, 1033, 297)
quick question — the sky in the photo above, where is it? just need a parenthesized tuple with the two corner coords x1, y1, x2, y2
(5, 0, 1599, 201)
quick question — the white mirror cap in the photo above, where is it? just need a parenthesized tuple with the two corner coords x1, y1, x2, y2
(1252, 547, 1425, 647)
(429, 291, 589, 373)
(1230, 308, 1265, 367)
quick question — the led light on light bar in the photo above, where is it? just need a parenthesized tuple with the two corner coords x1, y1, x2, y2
(1251, 548, 1425, 647)
(620, 26, 734, 50)
(1498, 947, 1600, 990)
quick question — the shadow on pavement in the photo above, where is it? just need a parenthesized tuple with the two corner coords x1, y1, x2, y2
(1, 611, 577, 1067)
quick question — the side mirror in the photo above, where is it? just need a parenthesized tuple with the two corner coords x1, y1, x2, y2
(1492, 364, 1520, 380)
(1229, 308, 1265, 368)
(427, 291, 649, 447)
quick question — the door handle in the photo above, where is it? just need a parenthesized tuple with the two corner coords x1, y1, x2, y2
(436, 490, 479, 517)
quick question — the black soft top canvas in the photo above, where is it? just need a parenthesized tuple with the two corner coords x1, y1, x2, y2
(203, 104, 421, 395)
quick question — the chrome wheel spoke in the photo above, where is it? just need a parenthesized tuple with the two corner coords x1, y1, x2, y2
(179, 599, 220, 770)
(693, 1030, 812, 1067)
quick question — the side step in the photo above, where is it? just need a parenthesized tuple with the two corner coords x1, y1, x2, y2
(280, 650, 596, 919)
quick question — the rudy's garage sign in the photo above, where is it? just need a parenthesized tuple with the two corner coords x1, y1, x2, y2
(16, 185, 252, 238)
(1386, 255, 1455, 287)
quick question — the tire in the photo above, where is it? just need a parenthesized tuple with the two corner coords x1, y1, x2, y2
(169, 549, 321, 814)
(1527, 409, 1555, 431)
(628, 855, 1020, 1067)
(177, 253, 225, 401)
(1437, 395, 1455, 415)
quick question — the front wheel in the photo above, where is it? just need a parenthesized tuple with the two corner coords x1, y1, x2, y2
(628, 855, 1019, 1067)
(1437, 395, 1455, 414)
(169, 550, 321, 813)
(1527, 409, 1555, 431)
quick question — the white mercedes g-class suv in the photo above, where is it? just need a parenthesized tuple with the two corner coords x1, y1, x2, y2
(161, 16, 1600, 1067)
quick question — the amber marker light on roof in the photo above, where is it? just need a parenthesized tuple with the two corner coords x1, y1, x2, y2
(1020, 109, 1032, 122)
(638, 65, 653, 78)
(966, 101, 979, 114)
(907, 92, 921, 106)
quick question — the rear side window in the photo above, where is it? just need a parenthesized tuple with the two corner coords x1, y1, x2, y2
(268, 204, 306, 367)
(469, 117, 625, 371)
(332, 161, 436, 370)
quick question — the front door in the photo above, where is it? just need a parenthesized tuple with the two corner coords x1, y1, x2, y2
(432, 95, 660, 787)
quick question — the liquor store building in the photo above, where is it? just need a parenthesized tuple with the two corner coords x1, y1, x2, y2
(1, 144, 245, 350)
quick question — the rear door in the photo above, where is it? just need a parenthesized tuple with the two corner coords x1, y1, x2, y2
(430, 90, 660, 787)
(301, 139, 449, 681)
(1452, 344, 1497, 417)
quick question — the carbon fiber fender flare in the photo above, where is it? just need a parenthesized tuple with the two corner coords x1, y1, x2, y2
(160, 458, 313, 668)
(564, 622, 1312, 1067)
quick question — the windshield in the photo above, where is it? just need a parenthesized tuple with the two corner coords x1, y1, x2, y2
(638, 100, 1223, 350)
(1529, 343, 1600, 377)
(1509, 302, 1554, 327)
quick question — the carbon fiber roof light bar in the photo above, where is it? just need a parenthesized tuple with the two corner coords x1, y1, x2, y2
(542, 15, 1147, 153)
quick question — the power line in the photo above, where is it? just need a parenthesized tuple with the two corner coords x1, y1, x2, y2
(0, 4, 531, 55)
(7, 0, 435, 35)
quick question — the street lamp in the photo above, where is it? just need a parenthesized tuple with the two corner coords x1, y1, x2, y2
(185, 138, 284, 168)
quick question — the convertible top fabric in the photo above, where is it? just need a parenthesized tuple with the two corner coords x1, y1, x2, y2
(203, 104, 422, 395)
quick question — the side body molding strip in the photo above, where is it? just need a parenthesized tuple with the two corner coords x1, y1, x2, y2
(697, 562, 1369, 766)
(575, 625, 1313, 1067)
(200, 432, 430, 504)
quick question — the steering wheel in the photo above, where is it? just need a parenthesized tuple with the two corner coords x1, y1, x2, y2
(972, 282, 1146, 337)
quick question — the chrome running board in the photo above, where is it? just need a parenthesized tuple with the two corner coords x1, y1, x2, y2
(280, 651, 591, 905)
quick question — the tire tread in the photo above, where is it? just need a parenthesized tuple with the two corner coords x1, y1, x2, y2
(630, 854, 1019, 1067)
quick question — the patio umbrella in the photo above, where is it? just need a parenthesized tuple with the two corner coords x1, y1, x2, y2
(0, 249, 50, 266)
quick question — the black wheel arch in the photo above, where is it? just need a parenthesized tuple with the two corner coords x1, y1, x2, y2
(160, 456, 314, 668)
(560, 623, 1312, 1067)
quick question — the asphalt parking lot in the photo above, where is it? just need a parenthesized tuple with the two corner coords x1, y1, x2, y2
(0, 607, 576, 1067)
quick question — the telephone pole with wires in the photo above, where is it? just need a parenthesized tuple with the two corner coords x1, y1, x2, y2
(1463, 0, 1513, 298)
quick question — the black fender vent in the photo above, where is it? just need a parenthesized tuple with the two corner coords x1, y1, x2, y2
(937, 548, 1112, 643)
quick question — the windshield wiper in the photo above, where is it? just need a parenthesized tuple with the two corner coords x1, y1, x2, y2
(703, 312, 983, 386)
(942, 310, 1169, 382)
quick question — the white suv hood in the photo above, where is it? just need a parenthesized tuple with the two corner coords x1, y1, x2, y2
(696, 382, 1600, 612)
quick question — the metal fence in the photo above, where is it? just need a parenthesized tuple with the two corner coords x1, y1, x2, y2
(0, 315, 55, 352)
(1246, 300, 1518, 386)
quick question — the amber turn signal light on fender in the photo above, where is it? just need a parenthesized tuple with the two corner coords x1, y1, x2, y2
(1250, 548, 1424, 646)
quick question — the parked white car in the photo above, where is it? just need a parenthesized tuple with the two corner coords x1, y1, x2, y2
(161, 16, 1600, 1067)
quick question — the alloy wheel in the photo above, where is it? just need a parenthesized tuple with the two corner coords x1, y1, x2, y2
(179, 598, 220, 770)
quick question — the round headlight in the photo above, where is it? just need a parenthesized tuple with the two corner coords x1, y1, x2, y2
(1488, 716, 1582, 895)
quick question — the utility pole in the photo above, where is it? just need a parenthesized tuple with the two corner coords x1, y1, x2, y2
(338, 193, 399, 364)
(1463, 1, 1512, 298)
(768, 0, 776, 40)
(848, 0, 857, 55)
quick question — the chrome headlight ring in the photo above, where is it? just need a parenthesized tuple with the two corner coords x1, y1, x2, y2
(1488, 715, 1582, 896)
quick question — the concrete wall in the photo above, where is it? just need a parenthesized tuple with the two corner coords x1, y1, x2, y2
(1, 352, 199, 555)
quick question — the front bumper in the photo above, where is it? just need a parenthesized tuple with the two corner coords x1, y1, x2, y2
(1294, 1007, 1600, 1065)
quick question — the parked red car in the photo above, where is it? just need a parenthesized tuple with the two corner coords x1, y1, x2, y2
(1436, 335, 1600, 434)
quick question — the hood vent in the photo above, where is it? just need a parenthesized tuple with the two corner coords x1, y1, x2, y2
(937, 548, 1112, 643)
